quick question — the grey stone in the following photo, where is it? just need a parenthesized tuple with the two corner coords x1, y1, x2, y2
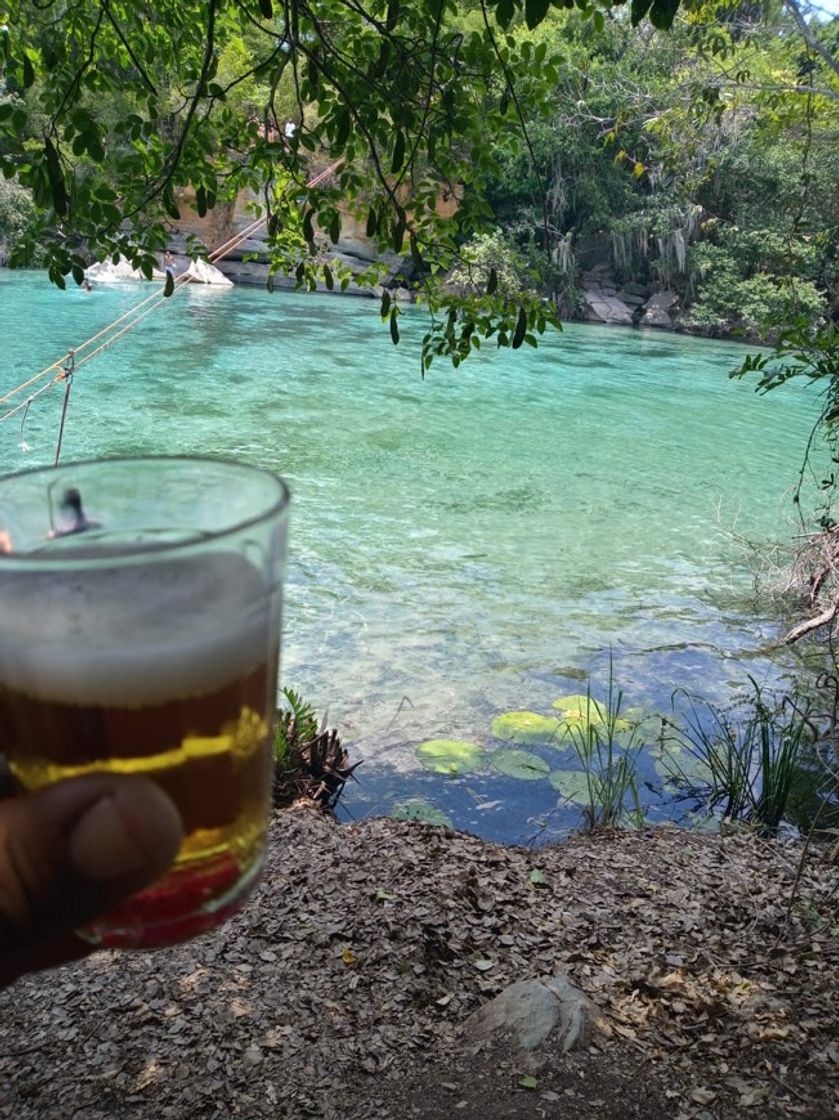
(644, 289, 679, 311)
(463, 974, 595, 1057)
(640, 306, 674, 328)
(582, 291, 634, 325)
(617, 291, 646, 307)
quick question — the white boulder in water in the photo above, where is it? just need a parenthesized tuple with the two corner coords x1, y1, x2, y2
(183, 258, 233, 286)
(86, 259, 164, 283)
(85, 257, 233, 286)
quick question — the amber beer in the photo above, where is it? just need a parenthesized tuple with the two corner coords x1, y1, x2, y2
(0, 457, 289, 949)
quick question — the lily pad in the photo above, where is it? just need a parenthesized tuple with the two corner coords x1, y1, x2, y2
(491, 711, 561, 746)
(416, 739, 484, 775)
(552, 694, 630, 737)
(654, 748, 713, 791)
(547, 769, 592, 804)
(391, 798, 453, 828)
(490, 749, 550, 781)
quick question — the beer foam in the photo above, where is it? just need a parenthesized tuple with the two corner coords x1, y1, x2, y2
(0, 550, 278, 705)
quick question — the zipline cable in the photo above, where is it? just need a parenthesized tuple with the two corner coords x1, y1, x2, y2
(0, 156, 346, 419)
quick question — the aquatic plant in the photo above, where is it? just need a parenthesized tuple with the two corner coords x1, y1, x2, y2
(547, 769, 591, 805)
(416, 739, 484, 775)
(490, 749, 551, 781)
(490, 711, 561, 746)
(558, 678, 645, 830)
(665, 679, 816, 835)
(553, 693, 630, 739)
(391, 799, 453, 828)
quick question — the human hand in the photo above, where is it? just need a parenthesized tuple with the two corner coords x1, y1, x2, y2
(0, 769, 183, 989)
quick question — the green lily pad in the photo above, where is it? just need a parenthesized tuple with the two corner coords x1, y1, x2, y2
(391, 798, 453, 828)
(416, 739, 484, 775)
(491, 711, 561, 746)
(552, 693, 607, 718)
(547, 769, 592, 804)
(654, 748, 713, 790)
(490, 749, 550, 781)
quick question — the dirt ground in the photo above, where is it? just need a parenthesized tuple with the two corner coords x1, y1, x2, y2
(0, 812, 835, 1119)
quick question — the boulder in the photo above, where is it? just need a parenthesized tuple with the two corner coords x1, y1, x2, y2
(86, 259, 162, 283)
(464, 975, 597, 1068)
(184, 258, 233, 286)
(582, 290, 634, 326)
(644, 289, 679, 311)
(640, 305, 674, 328)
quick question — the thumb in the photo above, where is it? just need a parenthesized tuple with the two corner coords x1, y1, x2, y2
(0, 775, 183, 987)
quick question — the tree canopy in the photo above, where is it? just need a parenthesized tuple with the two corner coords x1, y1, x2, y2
(1, 0, 837, 364)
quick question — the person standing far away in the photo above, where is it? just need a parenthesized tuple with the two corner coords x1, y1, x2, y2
(283, 118, 297, 143)
(48, 488, 102, 538)
(164, 251, 176, 279)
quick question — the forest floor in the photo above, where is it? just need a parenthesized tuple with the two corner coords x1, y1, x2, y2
(0, 812, 836, 1120)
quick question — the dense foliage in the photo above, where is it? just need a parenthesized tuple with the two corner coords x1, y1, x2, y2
(0, 0, 837, 360)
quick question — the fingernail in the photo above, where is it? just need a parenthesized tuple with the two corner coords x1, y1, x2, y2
(69, 783, 182, 882)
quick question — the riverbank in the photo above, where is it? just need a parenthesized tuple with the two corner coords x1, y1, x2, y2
(0, 812, 834, 1119)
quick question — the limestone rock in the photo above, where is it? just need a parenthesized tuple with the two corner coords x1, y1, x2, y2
(640, 306, 674, 328)
(86, 259, 162, 283)
(184, 258, 234, 286)
(582, 290, 634, 325)
(644, 289, 679, 311)
(464, 974, 595, 1057)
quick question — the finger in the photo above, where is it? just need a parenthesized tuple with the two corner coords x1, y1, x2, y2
(0, 775, 183, 988)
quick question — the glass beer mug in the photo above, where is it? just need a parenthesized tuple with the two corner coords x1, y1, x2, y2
(0, 457, 289, 948)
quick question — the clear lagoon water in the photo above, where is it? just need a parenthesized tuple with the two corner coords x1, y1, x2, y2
(0, 271, 823, 841)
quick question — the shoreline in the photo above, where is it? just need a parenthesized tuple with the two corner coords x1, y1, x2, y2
(0, 810, 834, 1119)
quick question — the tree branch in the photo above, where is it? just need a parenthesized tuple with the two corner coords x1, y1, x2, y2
(782, 0, 839, 83)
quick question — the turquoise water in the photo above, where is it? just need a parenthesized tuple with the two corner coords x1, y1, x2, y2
(0, 271, 822, 840)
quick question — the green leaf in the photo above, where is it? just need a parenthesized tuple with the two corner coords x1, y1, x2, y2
(259, 0, 273, 17)
(390, 312, 400, 344)
(196, 186, 207, 218)
(162, 189, 180, 220)
(410, 235, 424, 271)
(391, 798, 452, 827)
(323, 264, 334, 291)
(511, 306, 527, 350)
(44, 140, 67, 217)
(392, 219, 406, 253)
(391, 131, 406, 175)
(328, 213, 341, 244)
(381, 290, 391, 318)
(163, 272, 175, 297)
(416, 739, 484, 775)
(22, 54, 35, 89)
(530, 868, 546, 887)
(547, 769, 591, 804)
(519, 1076, 538, 1090)
(495, 0, 515, 27)
(525, 0, 550, 29)
(649, 0, 679, 29)
(335, 109, 351, 147)
(491, 711, 561, 746)
(486, 267, 498, 295)
(365, 207, 378, 238)
(490, 750, 550, 781)
(302, 209, 315, 244)
(630, 0, 653, 24)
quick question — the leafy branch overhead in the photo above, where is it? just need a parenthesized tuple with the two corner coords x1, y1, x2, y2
(2, 0, 691, 364)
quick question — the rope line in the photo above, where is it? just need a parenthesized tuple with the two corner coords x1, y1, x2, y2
(0, 156, 346, 426)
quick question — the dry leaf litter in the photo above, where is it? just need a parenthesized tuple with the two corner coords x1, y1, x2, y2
(0, 812, 836, 1119)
